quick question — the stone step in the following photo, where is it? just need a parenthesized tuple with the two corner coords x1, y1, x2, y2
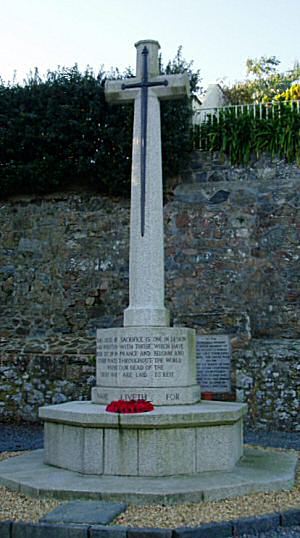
(0, 444, 296, 504)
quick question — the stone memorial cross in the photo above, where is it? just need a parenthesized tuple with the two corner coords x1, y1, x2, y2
(105, 40, 189, 328)
(39, 40, 247, 487)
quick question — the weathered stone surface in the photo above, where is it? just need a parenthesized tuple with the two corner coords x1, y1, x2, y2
(12, 521, 89, 537)
(92, 385, 200, 406)
(44, 422, 104, 474)
(40, 500, 127, 525)
(0, 336, 96, 422)
(0, 447, 297, 505)
(93, 326, 198, 405)
(196, 421, 242, 472)
(0, 195, 130, 339)
(233, 514, 280, 536)
(234, 339, 300, 431)
(0, 521, 11, 538)
(1, 153, 299, 429)
(40, 401, 246, 476)
(138, 427, 196, 476)
(39, 400, 247, 428)
(104, 428, 138, 476)
(106, 40, 188, 329)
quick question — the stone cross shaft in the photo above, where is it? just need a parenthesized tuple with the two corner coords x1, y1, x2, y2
(121, 46, 169, 237)
(105, 40, 189, 328)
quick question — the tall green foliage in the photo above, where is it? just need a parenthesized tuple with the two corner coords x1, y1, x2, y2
(160, 47, 201, 179)
(196, 103, 300, 166)
(0, 50, 200, 198)
(0, 66, 133, 197)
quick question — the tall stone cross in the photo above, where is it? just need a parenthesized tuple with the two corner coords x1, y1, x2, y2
(105, 40, 189, 329)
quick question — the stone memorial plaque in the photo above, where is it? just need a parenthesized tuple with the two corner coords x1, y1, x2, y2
(92, 326, 200, 405)
(196, 335, 231, 392)
(96, 327, 196, 388)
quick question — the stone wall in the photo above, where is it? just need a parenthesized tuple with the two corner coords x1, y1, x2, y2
(0, 336, 95, 421)
(1, 152, 299, 429)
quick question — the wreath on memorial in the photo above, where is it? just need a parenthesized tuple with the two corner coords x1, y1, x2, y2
(106, 399, 154, 413)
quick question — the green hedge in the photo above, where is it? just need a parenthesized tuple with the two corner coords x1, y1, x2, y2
(0, 62, 196, 198)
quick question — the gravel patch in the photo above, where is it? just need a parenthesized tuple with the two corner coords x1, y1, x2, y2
(0, 452, 60, 522)
(113, 448, 300, 529)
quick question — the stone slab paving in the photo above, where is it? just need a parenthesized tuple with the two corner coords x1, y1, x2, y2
(40, 501, 127, 525)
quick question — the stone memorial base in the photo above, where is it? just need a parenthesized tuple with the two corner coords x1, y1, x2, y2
(92, 327, 200, 406)
(0, 399, 297, 505)
(0, 446, 297, 505)
(39, 400, 247, 477)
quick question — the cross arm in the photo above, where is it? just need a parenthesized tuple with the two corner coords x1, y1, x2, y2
(154, 73, 190, 100)
(105, 78, 139, 104)
(105, 73, 190, 105)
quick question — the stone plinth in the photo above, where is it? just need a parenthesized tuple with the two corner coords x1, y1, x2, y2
(0, 447, 297, 505)
(39, 400, 247, 477)
(92, 327, 200, 405)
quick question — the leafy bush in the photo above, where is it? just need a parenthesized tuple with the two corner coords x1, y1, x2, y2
(160, 47, 201, 180)
(0, 66, 133, 197)
(274, 83, 300, 102)
(0, 50, 201, 198)
(222, 56, 300, 104)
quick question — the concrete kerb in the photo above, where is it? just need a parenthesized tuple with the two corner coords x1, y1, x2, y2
(0, 510, 300, 538)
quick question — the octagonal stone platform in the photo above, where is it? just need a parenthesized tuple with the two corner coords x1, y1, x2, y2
(38, 401, 247, 477)
(0, 446, 297, 505)
(0, 399, 293, 506)
(0, 401, 297, 505)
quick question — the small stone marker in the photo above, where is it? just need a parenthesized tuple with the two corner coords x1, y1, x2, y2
(196, 335, 231, 393)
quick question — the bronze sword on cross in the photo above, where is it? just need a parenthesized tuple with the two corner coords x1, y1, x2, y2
(121, 46, 168, 237)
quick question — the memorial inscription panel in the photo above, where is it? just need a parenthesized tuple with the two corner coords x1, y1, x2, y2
(196, 335, 231, 393)
(96, 327, 196, 388)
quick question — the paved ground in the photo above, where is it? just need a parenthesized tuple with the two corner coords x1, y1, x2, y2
(0, 423, 299, 537)
(0, 422, 44, 452)
(244, 430, 300, 451)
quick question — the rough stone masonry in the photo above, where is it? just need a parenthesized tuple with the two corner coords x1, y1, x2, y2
(0, 151, 299, 429)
